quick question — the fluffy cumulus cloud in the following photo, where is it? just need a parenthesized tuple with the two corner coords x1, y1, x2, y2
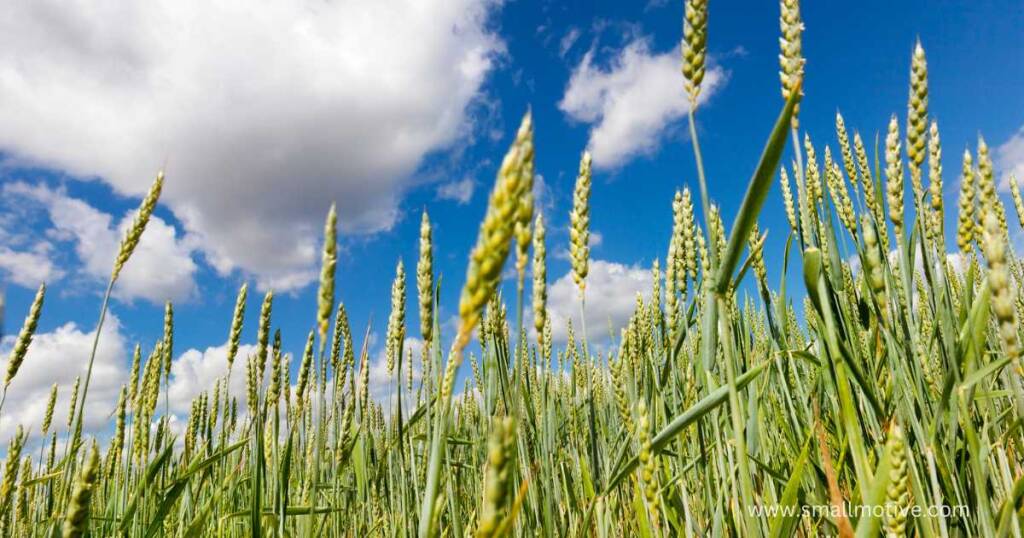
(0, 0, 504, 290)
(996, 126, 1024, 191)
(167, 343, 259, 416)
(0, 244, 64, 288)
(0, 313, 129, 443)
(559, 38, 726, 169)
(542, 259, 653, 343)
(3, 182, 198, 303)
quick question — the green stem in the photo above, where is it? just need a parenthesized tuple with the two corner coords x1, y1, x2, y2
(688, 108, 717, 273)
(73, 277, 116, 458)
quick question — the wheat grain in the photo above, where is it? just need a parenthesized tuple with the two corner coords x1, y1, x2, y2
(886, 115, 905, 235)
(226, 283, 247, 370)
(531, 214, 547, 345)
(385, 260, 406, 373)
(682, 0, 708, 104)
(570, 151, 592, 296)
(317, 204, 338, 340)
(907, 40, 929, 204)
(112, 172, 163, 281)
(62, 441, 99, 538)
(417, 211, 434, 346)
(4, 283, 44, 387)
(779, 0, 805, 127)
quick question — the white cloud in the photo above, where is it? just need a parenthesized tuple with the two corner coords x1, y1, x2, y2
(436, 177, 476, 205)
(996, 126, 1024, 191)
(0, 313, 128, 443)
(0, 0, 504, 290)
(4, 182, 197, 303)
(0, 243, 64, 287)
(167, 342, 259, 415)
(559, 38, 726, 169)
(542, 259, 652, 343)
(559, 27, 582, 58)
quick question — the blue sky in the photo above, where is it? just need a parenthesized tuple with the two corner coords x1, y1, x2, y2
(0, 0, 1022, 438)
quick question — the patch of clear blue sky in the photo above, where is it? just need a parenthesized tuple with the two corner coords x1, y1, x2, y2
(2, 0, 1022, 371)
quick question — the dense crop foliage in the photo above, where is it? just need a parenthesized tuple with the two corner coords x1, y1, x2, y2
(2, 0, 1022, 536)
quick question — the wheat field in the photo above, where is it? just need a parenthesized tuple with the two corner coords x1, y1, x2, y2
(1, 0, 1022, 536)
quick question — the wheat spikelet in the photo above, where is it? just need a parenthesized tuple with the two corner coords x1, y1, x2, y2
(108, 386, 126, 474)
(780, 166, 798, 233)
(317, 203, 338, 340)
(862, 216, 889, 322)
(162, 301, 173, 381)
(983, 210, 1021, 366)
(826, 155, 856, 235)
(358, 340, 370, 417)
(611, 347, 633, 433)
(385, 260, 406, 373)
(476, 417, 515, 537)
(256, 290, 273, 376)
(112, 171, 163, 281)
(854, 132, 886, 245)
(570, 151, 592, 296)
(885, 115, 905, 234)
(977, 137, 1008, 237)
(126, 344, 141, 408)
(709, 204, 727, 263)
(680, 188, 697, 281)
(15, 457, 30, 528)
(681, 0, 708, 104)
(803, 135, 822, 207)
(696, 223, 710, 278)
(835, 112, 859, 191)
(906, 40, 929, 204)
(797, 167, 817, 254)
(957, 149, 976, 253)
(749, 222, 768, 288)
(328, 303, 345, 375)
(339, 306, 354, 385)
(883, 425, 911, 538)
(1010, 175, 1024, 230)
(41, 382, 58, 435)
(279, 353, 292, 417)
(542, 316, 552, 366)
(532, 214, 547, 345)
(671, 190, 689, 297)
(5, 283, 44, 387)
(514, 143, 535, 288)
(267, 330, 283, 405)
(637, 401, 661, 529)
(779, 0, 805, 128)
(296, 330, 316, 410)
(225, 283, 247, 370)
(927, 120, 945, 251)
(245, 355, 258, 414)
(0, 426, 25, 513)
(417, 211, 434, 346)
(62, 441, 99, 538)
(665, 235, 680, 341)
(66, 376, 81, 431)
(455, 112, 532, 354)
(208, 380, 220, 437)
